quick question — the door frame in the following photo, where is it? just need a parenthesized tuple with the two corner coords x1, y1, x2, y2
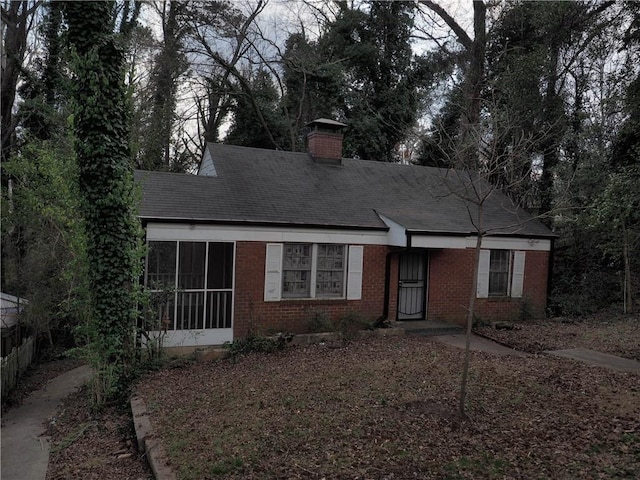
(396, 250, 429, 320)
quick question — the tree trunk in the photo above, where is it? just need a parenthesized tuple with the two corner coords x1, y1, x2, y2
(622, 223, 633, 314)
(460, 209, 484, 419)
(1, 1, 40, 163)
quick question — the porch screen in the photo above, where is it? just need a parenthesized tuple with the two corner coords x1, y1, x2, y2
(146, 241, 233, 330)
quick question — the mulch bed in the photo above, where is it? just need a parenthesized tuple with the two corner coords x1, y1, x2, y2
(46, 388, 152, 480)
(475, 313, 640, 360)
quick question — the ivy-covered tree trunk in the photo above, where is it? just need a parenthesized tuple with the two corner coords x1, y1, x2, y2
(64, 2, 142, 404)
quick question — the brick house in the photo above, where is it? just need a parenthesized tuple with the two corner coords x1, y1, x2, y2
(135, 119, 555, 348)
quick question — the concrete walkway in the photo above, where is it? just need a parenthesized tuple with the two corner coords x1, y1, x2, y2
(1, 365, 93, 480)
(432, 333, 530, 357)
(430, 332, 639, 371)
(546, 348, 640, 372)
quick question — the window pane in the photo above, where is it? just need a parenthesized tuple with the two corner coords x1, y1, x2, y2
(205, 291, 232, 329)
(317, 244, 344, 297)
(178, 242, 206, 289)
(283, 270, 310, 298)
(207, 243, 233, 289)
(149, 291, 175, 330)
(489, 250, 510, 296)
(283, 244, 311, 269)
(147, 241, 176, 289)
(176, 292, 204, 330)
(282, 244, 311, 298)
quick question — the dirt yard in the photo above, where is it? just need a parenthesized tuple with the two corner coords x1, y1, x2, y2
(38, 314, 638, 480)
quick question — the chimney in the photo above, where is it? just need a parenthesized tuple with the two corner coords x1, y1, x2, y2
(306, 118, 347, 165)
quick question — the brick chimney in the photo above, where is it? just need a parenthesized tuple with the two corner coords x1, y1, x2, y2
(307, 118, 347, 165)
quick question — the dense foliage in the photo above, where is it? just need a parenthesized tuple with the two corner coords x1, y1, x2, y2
(63, 1, 143, 403)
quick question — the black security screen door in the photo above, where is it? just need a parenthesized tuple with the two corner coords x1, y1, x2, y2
(397, 252, 427, 320)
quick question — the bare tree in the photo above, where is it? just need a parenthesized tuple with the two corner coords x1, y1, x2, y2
(1, 0, 41, 163)
(430, 93, 552, 418)
(181, 0, 273, 155)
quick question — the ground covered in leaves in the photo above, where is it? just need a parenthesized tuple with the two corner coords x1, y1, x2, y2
(14, 314, 637, 480)
(46, 386, 152, 480)
(136, 318, 640, 480)
(475, 313, 640, 360)
(1, 355, 151, 480)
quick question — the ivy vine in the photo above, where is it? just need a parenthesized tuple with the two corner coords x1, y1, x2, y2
(64, 2, 143, 405)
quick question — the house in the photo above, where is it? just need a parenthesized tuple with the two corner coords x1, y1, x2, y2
(135, 119, 555, 349)
(1, 292, 27, 356)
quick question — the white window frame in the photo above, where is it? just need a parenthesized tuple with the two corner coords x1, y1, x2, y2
(477, 249, 525, 299)
(265, 243, 363, 301)
(145, 240, 235, 330)
(488, 249, 511, 297)
(282, 243, 347, 299)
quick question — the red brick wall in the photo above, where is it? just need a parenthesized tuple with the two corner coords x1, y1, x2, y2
(233, 242, 388, 337)
(307, 132, 343, 159)
(232, 242, 549, 337)
(388, 253, 399, 320)
(426, 248, 549, 325)
(426, 249, 474, 324)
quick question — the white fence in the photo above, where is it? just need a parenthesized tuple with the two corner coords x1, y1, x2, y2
(1, 336, 35, 401)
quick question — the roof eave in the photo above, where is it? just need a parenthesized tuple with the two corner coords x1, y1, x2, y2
(139, 216, 389, 232)
(406, 229, 558, 239)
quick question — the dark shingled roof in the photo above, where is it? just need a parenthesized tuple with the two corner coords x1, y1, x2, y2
(134, 143, 554, 238)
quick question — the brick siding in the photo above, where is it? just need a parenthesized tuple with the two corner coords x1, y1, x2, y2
(427, 248, 549, 325)
(307, 131, 343, 159)
(233, 242, 388, 337)
(232, 242, 550, 337)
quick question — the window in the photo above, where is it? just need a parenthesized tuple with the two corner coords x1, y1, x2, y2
(146, 241, 234, 330)
(265, 243, 363, 302)
(316, 244, 345, 296)
(477, 249, 526, 299)
(282, 244, 312, 298)
(489, 250, 510, 296)
(281, 243, 346, 299)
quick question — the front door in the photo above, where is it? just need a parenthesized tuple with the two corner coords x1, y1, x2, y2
(397, 252, 427, 320)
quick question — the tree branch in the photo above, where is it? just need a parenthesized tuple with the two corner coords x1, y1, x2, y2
(418, 0, 473, 50)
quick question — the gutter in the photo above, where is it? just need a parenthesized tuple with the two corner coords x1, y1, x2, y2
(138, 217, 389, 233)
(374, 250, 394, 327)
(546, 237, 556, 315)
(405, 229, 557, 240)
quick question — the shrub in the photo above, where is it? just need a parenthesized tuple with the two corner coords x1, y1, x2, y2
(335, 311, 371, 340)
(306, 309, 333, 333)
(225, 333, 291, 358)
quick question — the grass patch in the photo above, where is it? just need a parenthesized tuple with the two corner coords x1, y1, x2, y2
(209, 457, 244, 476)
(50, 421, 94, 454)
(444, 454, 510, 479)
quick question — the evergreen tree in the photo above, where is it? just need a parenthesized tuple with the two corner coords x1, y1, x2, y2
(225, 69, 287, 149)
(136, 0, 189, 172)
(280, 32, 343, 151)
(1, 1, 90, 348)
(611, 2, 640, 169)
(320, 1, 423, 161)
